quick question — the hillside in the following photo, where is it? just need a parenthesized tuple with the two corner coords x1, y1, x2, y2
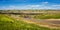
(0, 14, 60, 30)
(0, 10, 60, 30)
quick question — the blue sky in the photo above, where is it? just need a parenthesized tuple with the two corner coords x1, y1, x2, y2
(0, 0, 60, 10)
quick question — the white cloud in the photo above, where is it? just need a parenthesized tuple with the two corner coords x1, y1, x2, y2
(27, 5, 40, 7)
(42, 2, 49, 4)
(52, 5, 60, 6)
(1, 4, 60, 10)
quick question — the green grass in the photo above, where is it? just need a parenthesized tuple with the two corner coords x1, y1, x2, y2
(0, 14, 59, 30)
(34, 13, 60, 19)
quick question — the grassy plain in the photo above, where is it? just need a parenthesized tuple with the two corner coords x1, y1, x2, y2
(0, 14, 59, 30)
(0, 10, 60, 30)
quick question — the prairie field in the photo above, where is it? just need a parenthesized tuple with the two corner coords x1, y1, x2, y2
(0, 10, 60, 30)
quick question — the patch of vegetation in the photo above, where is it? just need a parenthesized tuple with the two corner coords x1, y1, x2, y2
(0, 14, 59, 30)
(34, 13, 60, 19)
